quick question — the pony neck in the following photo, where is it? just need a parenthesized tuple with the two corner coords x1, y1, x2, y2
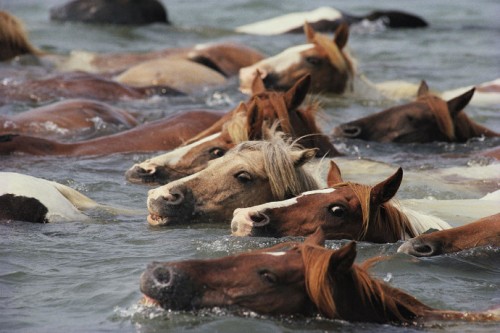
(453, 112, 500, 141)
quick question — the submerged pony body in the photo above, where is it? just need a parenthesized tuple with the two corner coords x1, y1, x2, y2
(0, 99, 138, 140)
(231, 161, 450, 242)
(126, 75, 338, 185)
(140, 230, 498, 324)
(146, 132, 320, 226)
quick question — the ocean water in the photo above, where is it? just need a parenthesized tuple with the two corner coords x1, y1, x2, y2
(0, 0, 499, 332)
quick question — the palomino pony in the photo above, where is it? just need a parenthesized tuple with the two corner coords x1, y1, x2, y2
(126, 74, 338, 185)
(398, 213, 500, 257)
(332, 81, 499, 143)
(231, 161, 450, 242)
(146, 131, 320, 226)
(0, 98, 138, 140)
(239, 22, 499, 105)
(140, 230, 498, 324)
(235, 7, 427, 35)
(0, 110, 223, 156)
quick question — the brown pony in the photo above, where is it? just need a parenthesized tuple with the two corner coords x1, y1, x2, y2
(239, 22, 354, 94)
(332, 81, 499, 143)
(146, 131, 319, 226)
(0, 98, 138, 140)
(140, 230, 498, 324)
(231, 161, 450, 242)
(126, 74, 338, 185)
(398, 213, 500, 257)
(0, 71, 182, 106)
(0, 110, 223, 156)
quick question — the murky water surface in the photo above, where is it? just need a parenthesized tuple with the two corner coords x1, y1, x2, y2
(1, 0, 499, 332)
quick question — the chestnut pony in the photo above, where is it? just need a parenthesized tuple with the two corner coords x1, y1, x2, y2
(398, 213, 500, 257)
(146, 131, 320, 226)
(140, 230, 498, 324)
(231, 161, 450, 242)
(333, 81, 500, 143)
(126, 74, 338, 185)
(0, 98, 138, 140)
(0, 110, 223, 156)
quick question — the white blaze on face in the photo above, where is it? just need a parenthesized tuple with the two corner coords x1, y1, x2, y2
(246, 188, 337, 212)
(135, 132, 222, 171)
(235, 7, 343, 35)
(263, 251, 287, 256)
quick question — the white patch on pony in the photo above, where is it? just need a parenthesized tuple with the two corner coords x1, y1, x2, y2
(0, 172, 90, 222)
(259, 44, 314, 74)
(396, 204, 451, 239)
(137, 132, 222, 170)
(263, 251, 287, 256)
(235, 7, 343, 35)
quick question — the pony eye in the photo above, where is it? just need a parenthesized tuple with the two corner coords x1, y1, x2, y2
(209, 147, 226, 158)
(259, 270, 277, 284)
(329, 205, 345, 217)
(305, 56, 322, 66)
(235, 171, 252, 183)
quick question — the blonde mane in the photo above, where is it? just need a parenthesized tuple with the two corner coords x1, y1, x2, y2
(0, 11, 40, 61)
(233, 132, 319, 200)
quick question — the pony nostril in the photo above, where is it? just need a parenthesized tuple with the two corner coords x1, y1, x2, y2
(413, 243, 435, 256)
(249, 211, 270, 227)
(341, 125, 362, 138)
(163, 188, 184, 205)
(152, 266, 174, 286)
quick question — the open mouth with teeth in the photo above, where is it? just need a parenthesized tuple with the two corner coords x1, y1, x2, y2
(147, 213, 171, 226)
(139, 295, 161, 307)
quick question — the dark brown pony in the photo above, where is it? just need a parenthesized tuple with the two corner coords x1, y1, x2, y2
(0, 71, 182, 106)
(140, 230, 498, 324)
(398, 213, 500, 257)
(333, 81, 499, 143)
(125, 74, 338, 184)
(239, 22, 354, 94)
(231, 161, 450, 242)
(0, 110, 223, 156)
(0, 98, 138, 140)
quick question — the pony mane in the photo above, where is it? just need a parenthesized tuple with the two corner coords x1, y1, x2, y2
(333, 182, 416, 241)
(302, 244, 429, 323)
(419, 95, 456, 141)
(312, 32, 354, 76)
(0, 11, 40, 61)
(233, 131, 318, 199)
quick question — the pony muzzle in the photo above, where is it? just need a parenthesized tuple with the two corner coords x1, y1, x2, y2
(231, 208, 270, 236)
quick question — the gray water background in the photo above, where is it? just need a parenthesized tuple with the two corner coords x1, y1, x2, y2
(0, 0, 499, 332)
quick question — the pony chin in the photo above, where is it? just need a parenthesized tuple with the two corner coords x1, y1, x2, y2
(147, 213, 171, 226)
(139, 295, 161, 308)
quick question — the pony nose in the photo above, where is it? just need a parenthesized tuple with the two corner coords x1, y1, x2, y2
(333, 124, 362, 138)
(161, 186, 185, 205)
(397, 239, 441, 257)
(249, 211, 270, 227)
(125, 164, 157, 181)
(151, 264, 175, 287)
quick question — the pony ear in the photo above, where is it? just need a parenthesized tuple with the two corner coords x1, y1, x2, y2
(284, 74, 311, 110)
(291, 148, 317, 167)
(327, 160, 343, 187)
(447, 88, 475, 118)
(333, 23, 349, 50)
(304, 21, 316, 43)
(305, 227, 326, 247)
(328, 241, 357, 273)
(417, 80, 429, 97)
(251, 70, 266, 94)
(370, 167, 403, 206)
